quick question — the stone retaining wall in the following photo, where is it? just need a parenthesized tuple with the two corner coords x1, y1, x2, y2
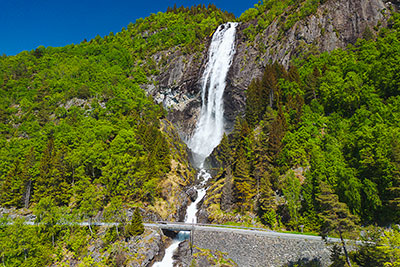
(190, 228, 336, 267)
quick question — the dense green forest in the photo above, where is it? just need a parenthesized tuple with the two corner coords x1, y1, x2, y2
(0, 4, 232, 210)
(0, 5, 232, 266)
(205, 7, 400, 267)
(211, 15, 400, 225)
(0, 0, 400, 266)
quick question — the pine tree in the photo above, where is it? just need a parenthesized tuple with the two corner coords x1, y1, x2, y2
(126, 208, 144, 236)
(221, 166, 234, 211)
(389, 139, 400, 219)
(268, 105, 286, 160)
(261, 64, 278, 109)
(288, 65, 300, 83)
(216, 133, 232, 168)
(317, 181, 358, 267)
(258, 171, 277, 228)
(233, 147, 254, 212)
(21, 147, 36, 208)
(245, 78, 263, 126)
(304, 66, 321, 103)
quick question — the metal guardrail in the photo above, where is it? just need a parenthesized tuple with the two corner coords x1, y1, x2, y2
(153, 221, 270, 231)
(6, 219, 360, 244)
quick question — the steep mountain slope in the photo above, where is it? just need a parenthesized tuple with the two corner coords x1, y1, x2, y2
(0, 5, 233, 265)
(231, 0, 391, 97)
(0, 1, 399, 266)
(202, 1, 400, 230)
(146, 0, 394, 138)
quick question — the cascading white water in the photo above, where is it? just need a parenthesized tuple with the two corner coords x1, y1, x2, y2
(184, 170, 212, 224)
(153, 22, 237, 267)
(189, 22, 238, 168)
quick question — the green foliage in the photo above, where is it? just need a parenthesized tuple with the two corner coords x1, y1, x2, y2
(0, 218, 52, 266)
(317, 181, 358, 266)
(239, 0, 323, 33)
(210, 13, 400, 233)
(0, 6, 230, 264)
(353, 226, 400, 267)
(317, 182, 358, 237)
(0, 6, 216, 214)
(125, 208, 144, 237)
(282, 171, 302, 228)
(34, 196, 61, 246)
(1, 1, 400, 264)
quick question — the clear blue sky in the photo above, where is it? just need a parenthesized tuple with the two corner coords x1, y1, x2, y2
(1, 0, 255, 56)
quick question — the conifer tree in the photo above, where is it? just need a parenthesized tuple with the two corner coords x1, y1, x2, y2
(258, 171, 277, 227)
(221, 166, 234, 211)
(262, 64, 278, 109)
(317, 181, 358, 267)
(21, 147, 36, 208)
(268, 105, 286, 160)
(216, 133, 232, 168)
(288, 65, 300, 83)
(52, 146, 71, 205)
(233, 147, 254, 212)
(304, 66, 321, 103)
(389, 139, 400, 221)
(245, 79, 263, 126)
(126, 208, 144, 236)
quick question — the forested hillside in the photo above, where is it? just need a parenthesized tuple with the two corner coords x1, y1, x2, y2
(0, 0, 400, 266)
(208, 11, 400, 227)
(203, 4, 400, 265)
(0, 5, 233, 266)
(0, 4, 233, 210)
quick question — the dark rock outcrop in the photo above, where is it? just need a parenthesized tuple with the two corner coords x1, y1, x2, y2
(186, 187, 198, 202)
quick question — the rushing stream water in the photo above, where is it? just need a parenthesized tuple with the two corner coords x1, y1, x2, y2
(153, 22, 237, 267)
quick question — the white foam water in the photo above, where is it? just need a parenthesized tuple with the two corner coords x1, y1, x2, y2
(185, 170, 212, 224)
(152, 231, 189, 267)
(189, 22, 238, 168)
(154, 22, 237, 267)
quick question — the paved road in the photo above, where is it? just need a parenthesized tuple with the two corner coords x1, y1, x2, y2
(19, 220, 352, 244)
(144, 222, 344, 243)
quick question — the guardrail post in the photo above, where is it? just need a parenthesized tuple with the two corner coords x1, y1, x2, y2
(190, 219, 194, 254)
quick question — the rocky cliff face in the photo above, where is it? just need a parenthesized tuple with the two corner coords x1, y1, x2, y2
(143, 45, 210, 138)
(142, 0, 393, 140)
(229, 0, 391, 114)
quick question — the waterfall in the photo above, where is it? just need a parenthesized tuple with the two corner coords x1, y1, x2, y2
(154, 22, 237, 266)
(189, 22, 238, 168)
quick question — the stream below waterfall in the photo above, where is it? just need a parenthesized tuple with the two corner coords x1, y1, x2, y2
(153, 21, 237, 267)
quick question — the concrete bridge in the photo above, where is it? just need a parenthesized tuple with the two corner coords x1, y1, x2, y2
(145, 222, 197, 232)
